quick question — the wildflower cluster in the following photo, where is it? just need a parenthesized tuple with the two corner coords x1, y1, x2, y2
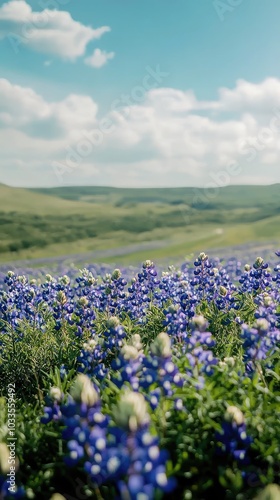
(42, 375, 174, 499)
(0, 250, 280, 499)
(216, 406, 252, 464)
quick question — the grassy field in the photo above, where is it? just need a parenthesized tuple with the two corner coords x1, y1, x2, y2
(31, 183, 280, 210)
(1, 183, 280, 264)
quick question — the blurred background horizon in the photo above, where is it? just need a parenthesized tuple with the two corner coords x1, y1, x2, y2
(0, 0, 280, 265)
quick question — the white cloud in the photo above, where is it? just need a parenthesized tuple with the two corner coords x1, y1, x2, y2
(0, 78, 98, 135)
(217, 78, 280, 116)
(0, 78, 49, 126)
(0, 0, 111, 61)
(0, 0, 31, 21)
(146, 88, 198, 113)
(84, 48, 115, 68)
(1, 77, 280, 187)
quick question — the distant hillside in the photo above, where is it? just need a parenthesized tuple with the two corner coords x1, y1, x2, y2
(0, 184, 94, 214)
(30, 184, 280, 210)
(0, 183, 279, 264)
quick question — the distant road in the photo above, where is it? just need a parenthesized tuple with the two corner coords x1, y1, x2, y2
(0, 240, 169, 269)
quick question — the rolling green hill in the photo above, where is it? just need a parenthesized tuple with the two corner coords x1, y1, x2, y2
(0, 183, 280, 264)
(0, 184, 95, 214)
(31, 184, 280, 210)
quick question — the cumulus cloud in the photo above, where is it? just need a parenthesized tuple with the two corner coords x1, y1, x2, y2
(217, 78, 280, 116)
(0, 0, 111, 61)
(84, 48, 115, 68)
(145, 88, 198, 113)
(0, 0, 31, 21)
(1, 76, 280, 187)
(0, 78, 98, 136)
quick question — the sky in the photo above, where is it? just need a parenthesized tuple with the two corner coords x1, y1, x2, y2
(1, 0, 280, 188)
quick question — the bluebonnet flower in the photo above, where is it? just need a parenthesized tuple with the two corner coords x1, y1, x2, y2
(42, 375, 108, 474)
(179, 288, 198, 317)
(103, 316, 126, 352)
(59, 364, 67, 380)
(239, 258, 271, 293)
(111, 332, 183, 408)
(254, 292, 279, 329)
(155, 267, 190, 308)
(272, 259, 280, 302)
(41, 386, 63, 424)
(241, 318, 280, 373)
(75, 269, 108, 312)
(77, 337, 107, 381)
(216, 406, 252, 464)
(140, 332, 183, 401)
(183, 316, 218, 387)
(78, 317, 128, 381)
(0, 272, 43, 334)
(214, 284, 237, 312)
(163, 304, 189, 343)
(42, 375, 175, 499)
(106, 391, 176, 499)
(111, 334, 143, 391)
(124, 261, 159, 320)
(102, 269, 127, 314)
(65, 295, 95, 337)
(190, 253, 217, 298)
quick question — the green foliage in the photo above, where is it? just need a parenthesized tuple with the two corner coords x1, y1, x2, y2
(162, 355, 280, 499)
(1, 183, 280, 263)
(0, 306, 85, 401)
(197, 291, 257, 359)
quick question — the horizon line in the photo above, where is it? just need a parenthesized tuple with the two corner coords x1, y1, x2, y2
(1, 182, 280, 190)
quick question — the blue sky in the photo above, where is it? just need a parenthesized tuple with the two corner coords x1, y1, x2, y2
(1, 0, 280, 187)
